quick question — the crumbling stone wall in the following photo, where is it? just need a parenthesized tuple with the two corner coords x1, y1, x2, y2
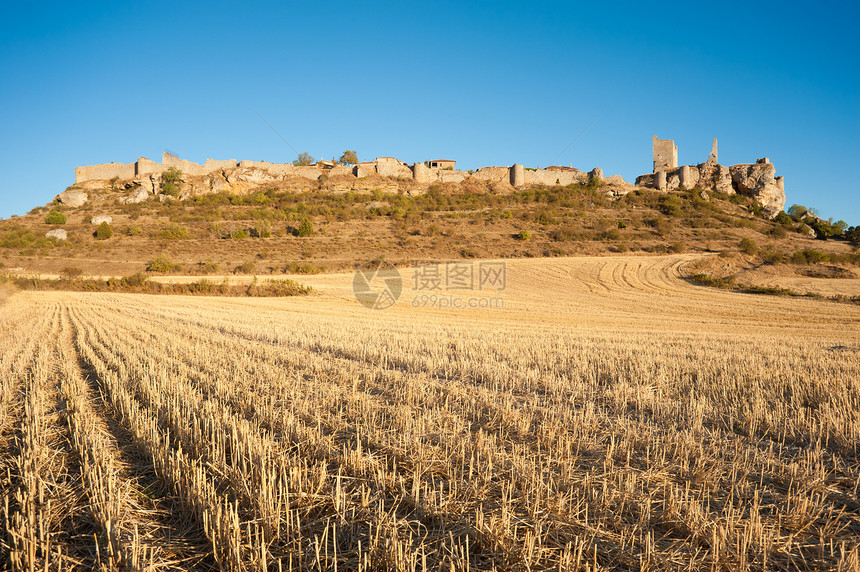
(470, 167, 510, 183)
(75, 154, 624, 200)
(523, 169, 587, 186)
(376, 157, 413, 179)
(75, 162, 136, 183)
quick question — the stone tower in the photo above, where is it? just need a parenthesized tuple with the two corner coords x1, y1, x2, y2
(510, 164, 524, 187)
(652, 136, 678, 172)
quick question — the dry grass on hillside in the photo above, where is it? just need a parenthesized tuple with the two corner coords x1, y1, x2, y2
(0, 255, 859, 570)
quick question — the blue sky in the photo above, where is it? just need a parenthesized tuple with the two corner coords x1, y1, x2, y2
(1, 1, 858, 224)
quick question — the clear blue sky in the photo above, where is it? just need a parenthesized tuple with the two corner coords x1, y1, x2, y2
(1, 1, 858, 224)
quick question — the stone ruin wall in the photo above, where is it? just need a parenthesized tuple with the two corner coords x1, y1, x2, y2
(75, 162, 136, 182)
(74, 152, 613, 192)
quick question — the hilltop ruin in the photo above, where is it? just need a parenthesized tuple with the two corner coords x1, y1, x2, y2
(66, 140, 786, 216)
(74, 152, 612, 191)
(636, 137, 786, 216)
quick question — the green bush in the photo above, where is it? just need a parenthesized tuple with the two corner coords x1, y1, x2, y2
(232, 228, 248, 239)
(769, 225, 787, 238)
(669, 242, 686, 253)
(659, 195, 683, 217)
(787, 204, 808, 221)
(689, 273, 735, 289)
(45, 210, 67, 225)
(160, 167, 182, 197)
(284, 262, 326, 274)
(847, 226, 860, 247)
(738, 237, 758, 255)
(94, 222, 113, 240)
(254, 221, 272, 238)
(790, 249, 828, 264)
(159, 223, 190, 239)
(805, 217, 847, 240)
(774, 211, 793, 226)
(296, 217, 314, 237)
(514, 230, 531, 241)
(126, 225, 142, 236)
(146, 255, 182, 273)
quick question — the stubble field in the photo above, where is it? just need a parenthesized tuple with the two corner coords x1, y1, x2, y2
(1, 255, 859, 570)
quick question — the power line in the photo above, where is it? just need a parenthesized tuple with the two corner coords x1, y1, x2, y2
(548, 113, 604, 167)
(255, 111, 300, 158)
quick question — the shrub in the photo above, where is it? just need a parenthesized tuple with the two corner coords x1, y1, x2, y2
(669, 242, 686, 253)
(159, 223, 190, 239)
(847, 226, 860, 247)
(550, 226, 580, 241)
(774, 211, 793, 226)
(514, 230, 531, 241)
(296, 217, 314, 237)
(689, 273, 735, 289)
(126, 225, 142, 236)
(197, 259, 220, 274)
(45, 210, 67, 225)
(146, 255, 182, 273)
(284, 262, 326, 274)
(659, 195, 683, 217)
(761, 249, 785, 264)
(162, 166, 182, 184)
(234, 260, 256, 274)
(232, 228, 248, 239)
(60, 267, 83, 279)
(790, 249, 827, 264)
(768, 225, 787, 239)
(121, 272, 149, 288)
(94, 222, 113, 240)
(254, 221, 272, 238)
(805, 217, 847, 240)
(738, 237, 758, 255)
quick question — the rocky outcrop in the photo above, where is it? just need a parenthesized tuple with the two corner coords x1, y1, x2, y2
(56, 190, 88, 207)
(799, 223, 816, 238)
(45, 229, 67, 241)
(119, 186, 150, 204)
(697, 163, 733, 194)
(636, 158, 785, 217)
(728, 162, 786, 214)
(90, 215, 113, 225)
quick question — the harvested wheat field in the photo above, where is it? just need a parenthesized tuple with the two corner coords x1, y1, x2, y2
(1, 254, 859, 570)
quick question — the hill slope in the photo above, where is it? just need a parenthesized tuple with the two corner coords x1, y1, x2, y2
(1, 179, 857, 297)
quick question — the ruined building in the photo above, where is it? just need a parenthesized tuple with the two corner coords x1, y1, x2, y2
(67, 139, 786, 215)
(72, 152, 611, 202)
(636, 137, 786, 216)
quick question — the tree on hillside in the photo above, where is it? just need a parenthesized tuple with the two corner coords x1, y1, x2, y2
(337, 150, 358, 166)
(846, 226, 860, 246)
(293, 152, 315, 166)
(787, 204, 808, 221)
